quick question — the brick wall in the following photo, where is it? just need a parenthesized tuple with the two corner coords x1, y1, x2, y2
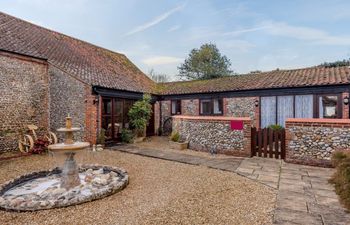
(84, 86, 98, 144)
(0, 51, 49, 152)
(342, 92, 349, 119)
(172, 115, 251, 156)
(49, 66, 87, 141)
(285, 118, 350, 167)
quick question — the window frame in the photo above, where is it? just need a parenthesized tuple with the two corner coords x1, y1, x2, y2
(316, 94, 342, 119)
(259, 93, 343, 127)
(171, 100, 182, 115)
(199, 98, 223, 116)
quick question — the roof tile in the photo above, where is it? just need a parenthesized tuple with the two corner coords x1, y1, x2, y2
(0, 11, 155, 93)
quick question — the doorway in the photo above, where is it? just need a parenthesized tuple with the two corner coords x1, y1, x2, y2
(101, 97, 135, 142)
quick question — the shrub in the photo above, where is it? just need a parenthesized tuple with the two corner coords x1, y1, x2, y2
(31, 138, 49, 154)
(170, 131, 180, 142)
(128, 94, 152, 137)
(121, 129, 134, 143)
(329, 150, 350, 210)
(97, 129, 106, 145)
(268, 124, 284, 131)
(331, 150, 349, 167)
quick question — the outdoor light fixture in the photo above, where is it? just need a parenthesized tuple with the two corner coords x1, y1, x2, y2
(93, 96, 99, 105)
(344, 96, 349, 105)
(255, 99, 259, 107)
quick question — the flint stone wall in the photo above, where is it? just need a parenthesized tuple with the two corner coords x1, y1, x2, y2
(224, 97, 258, 127)
(181, 99, 199, 115)
(286, 118, 350, 166)
(49, 66, 86, 141)
(0, 52, 49, 152)
(172, 116, 251, 156)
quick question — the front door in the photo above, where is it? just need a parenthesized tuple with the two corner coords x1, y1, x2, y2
(101, 98, 135, 142)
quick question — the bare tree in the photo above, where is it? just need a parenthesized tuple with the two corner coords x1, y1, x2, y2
(148, 69, 170, 83)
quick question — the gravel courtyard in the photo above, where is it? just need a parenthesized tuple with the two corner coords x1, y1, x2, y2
(0, 150, 276, 225)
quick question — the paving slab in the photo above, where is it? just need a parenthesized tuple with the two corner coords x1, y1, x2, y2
(111, 145, 349, 224)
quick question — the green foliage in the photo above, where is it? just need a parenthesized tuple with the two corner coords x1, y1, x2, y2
(128, 94, 153, 136)
(178, 43, 233, 80)
(320, 58, 350, 68)
(121, 129, 134, 143)
(170, 131, 180, 142)
(268, 124, 284, 131)
(97, 129, 106, 145)
(329, 150, 350, 210)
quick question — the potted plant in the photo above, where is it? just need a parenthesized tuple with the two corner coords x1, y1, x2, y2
(169, 131, 188, 150)
(128, 94, 152, 143)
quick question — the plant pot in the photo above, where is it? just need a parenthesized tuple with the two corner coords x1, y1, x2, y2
(96, 144, 104, 151)
(169, 141, 188, 150)
(134, 137, 146, 143)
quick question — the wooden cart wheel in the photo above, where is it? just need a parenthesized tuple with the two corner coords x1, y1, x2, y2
(18, 135, 34, 153)
(46, 131, 58, 144)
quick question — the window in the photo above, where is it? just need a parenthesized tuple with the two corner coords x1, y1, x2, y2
(200, 98, 223, 115)
(295, 95, 313, 118)
(171, 100, 181, 115)
(261, 96, 277, 128)
(260, 93, 342, 127)
(277, 96, 294, 126)
(318, 95, 339, 118)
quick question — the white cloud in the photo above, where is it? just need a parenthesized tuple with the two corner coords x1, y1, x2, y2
(261, 20, 350, 46)
(142, 56, 183, 66)
(222, 26, 270, 36)
(125, 3, 186, 36)
(168, 25, 181, 32)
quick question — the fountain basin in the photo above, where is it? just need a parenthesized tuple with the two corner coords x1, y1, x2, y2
(48, 142, 90, 151)
(0, 164, 128, 212)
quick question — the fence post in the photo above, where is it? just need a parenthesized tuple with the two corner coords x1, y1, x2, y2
(251, 127, 256, 157)
(281, 129, 286, 159)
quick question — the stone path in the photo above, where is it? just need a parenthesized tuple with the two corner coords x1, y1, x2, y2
(111, 145, 350, 225)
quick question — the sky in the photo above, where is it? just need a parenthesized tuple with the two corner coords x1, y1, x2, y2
(1, 0, 350, 81)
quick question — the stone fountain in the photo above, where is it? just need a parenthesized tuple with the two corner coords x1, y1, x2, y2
(0, 116, 128, 212)
(48, 115, 90, 190)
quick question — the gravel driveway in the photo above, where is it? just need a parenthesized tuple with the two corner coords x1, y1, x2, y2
(0, 150, 276, 225)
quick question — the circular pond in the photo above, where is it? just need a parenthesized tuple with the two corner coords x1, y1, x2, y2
(0, 164, 128, 212)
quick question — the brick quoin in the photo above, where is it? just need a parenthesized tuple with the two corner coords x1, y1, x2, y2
(84, 86, 98, 144)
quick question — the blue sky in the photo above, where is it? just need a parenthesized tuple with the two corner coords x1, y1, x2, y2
(1, 0, 350, 80)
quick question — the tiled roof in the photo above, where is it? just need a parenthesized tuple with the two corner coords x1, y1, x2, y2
(158, 66, 350, 95)
(0, 11, 155, 93)
(2, 12, 350, 96)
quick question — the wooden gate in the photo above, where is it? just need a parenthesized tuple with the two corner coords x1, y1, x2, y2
(251, 127, 286, 159)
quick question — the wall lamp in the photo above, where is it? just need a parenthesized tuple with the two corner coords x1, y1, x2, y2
(344, 96, 349, 105)
(254, 99, 259, 107)
(93, 96, 99, 105)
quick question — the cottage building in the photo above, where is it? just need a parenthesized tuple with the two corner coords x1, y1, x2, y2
(1, 12, 350, 166)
